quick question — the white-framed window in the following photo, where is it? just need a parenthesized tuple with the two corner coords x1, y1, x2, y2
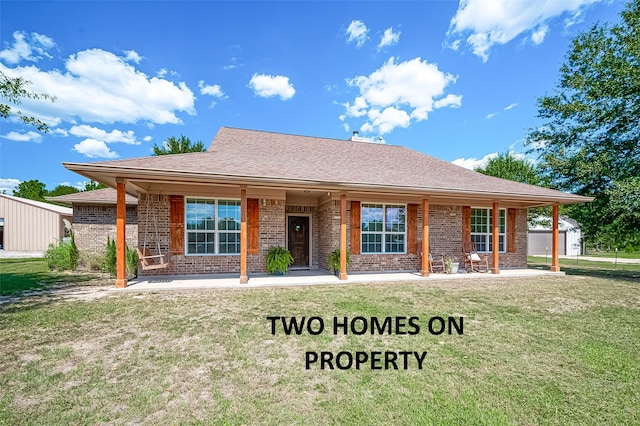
(361, 203, 406, 253)
(185, 198, 240, 255)
(471, 208, 506, 253)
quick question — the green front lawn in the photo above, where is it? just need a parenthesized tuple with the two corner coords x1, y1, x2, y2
(1, 273, 639, 425)
(528, 256, 640, 281)
(0, 258, 98, 296)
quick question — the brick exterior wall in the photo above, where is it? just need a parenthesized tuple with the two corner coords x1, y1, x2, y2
(136, 193, 528, 276)
(73, 204, 137, 254)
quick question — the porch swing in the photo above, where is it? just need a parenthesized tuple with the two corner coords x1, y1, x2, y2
(137, 194, 171, 271)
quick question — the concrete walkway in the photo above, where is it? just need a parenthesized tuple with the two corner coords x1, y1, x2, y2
(114, 268, 564, 292)
(0, 250, 44, 258)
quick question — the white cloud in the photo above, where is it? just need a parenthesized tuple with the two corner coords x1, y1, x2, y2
(346, 20, 369, 47)
(448, 0, 602, 61)
(452, 152, 498, 170)
(0, 31, 55, 64)
(486, 112, 497, 119)
(73, 138, 119, 159)
(124, 50, 142, 63)
(1, 130, 43, 142)
(0, 47, 196, 126)
(0, 178, 21, 193)
(53, 128, 68, 136)
(504, 102, 518, 110)
(531, 25, 549, 44)
(379, 27, 400, 49)
(198, 81, 226, 98)
(143, 135, 152, 142)
(453, 151, 533, 170)
(343, 57, 461, 134)
(248, 73, 295, 100)
(69, 125, 138, 144)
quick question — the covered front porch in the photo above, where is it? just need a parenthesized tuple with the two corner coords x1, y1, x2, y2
(106, 179, 565, 288)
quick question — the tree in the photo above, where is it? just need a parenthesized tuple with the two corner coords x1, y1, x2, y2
(152, 135, 206, 155)
(83, 180, 107, 191)
(475, 152, 546, 187)
(475, 152, 550, 225)
(526, 0, 640, 248)
(13, 179, 47, 202)
(48, 184, 80, 197)
(0, 70, 55, 132)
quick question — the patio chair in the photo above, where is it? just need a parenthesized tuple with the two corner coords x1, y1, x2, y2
(462, 241, 489, 272)
(417, 241, 446, 273)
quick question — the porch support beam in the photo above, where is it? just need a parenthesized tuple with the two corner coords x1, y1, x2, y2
(420, 198, 429, 276)
(551, 204, 560, 272)
(240, 186, 249, 284)
(339, 193, 348, 280)
(491, 201, 500, 274)
(115, 178, 128, 288)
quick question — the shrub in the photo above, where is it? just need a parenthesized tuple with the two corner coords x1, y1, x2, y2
(327, 249, 351, 274)
(624, 244, 635, 253)
(103, 236, 139, 278)
(265, 246, 294, 274)
(103, 237, 116, 276)
(78, 251, 105, 271)
(44, 232, 79, 271)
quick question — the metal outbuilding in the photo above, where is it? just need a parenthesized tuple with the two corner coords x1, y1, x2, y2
(0, 194, 72, 251)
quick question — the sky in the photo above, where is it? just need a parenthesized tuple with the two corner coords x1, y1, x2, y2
(0, 0, 625, 193)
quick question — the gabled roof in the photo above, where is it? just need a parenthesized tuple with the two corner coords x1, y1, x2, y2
(0, 193, 72, 216)
(63, 126, 592, 207)
(47, 188, 138, 206)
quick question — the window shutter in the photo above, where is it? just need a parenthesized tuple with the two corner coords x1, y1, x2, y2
(507, 208, 516, 253)
(169, 195, 184, 255)
(407, 203, 418, 254)
(462, 206, 471, 244)
(350, 201, 361, 255)
(248, 198, 259, 254)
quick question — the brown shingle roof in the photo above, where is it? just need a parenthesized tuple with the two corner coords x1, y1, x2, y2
(63, 127, 591, 205)
(46, 188, 138, 205)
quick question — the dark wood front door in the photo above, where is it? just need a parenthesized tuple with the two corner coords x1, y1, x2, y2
(288, 216, 310, 267)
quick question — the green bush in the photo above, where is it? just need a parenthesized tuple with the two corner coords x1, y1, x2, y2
(103, 236, 138, 278)
(44, 232, 79, 271)
(327, 249, 351, 274)
(624, 244, 635, 253)
(265, 246, 294, 274)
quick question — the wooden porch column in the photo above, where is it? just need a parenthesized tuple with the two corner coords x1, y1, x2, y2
(491, 201, 500, 274)
(551, 204, 560, 272)
(420, 198, 430, 276)
(240, 187, 248, 284)
(339, 193, 348, 280)
(115, 179, 127, 288)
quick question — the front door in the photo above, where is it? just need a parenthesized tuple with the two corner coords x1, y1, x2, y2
(288, 216, 310, 267)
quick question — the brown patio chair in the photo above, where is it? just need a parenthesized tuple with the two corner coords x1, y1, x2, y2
(462, 241, 489, 272)
(418, 241, 446, 273)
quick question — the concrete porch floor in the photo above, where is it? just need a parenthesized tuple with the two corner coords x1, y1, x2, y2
(113, 267, 564, 292)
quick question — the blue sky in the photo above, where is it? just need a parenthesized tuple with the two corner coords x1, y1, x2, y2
(0, 0, 624, 193)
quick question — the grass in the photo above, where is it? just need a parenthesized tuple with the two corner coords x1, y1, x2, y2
(1, 271, 639, 425)
(582, 251, 640, 259)
(528, 256, 640, 281)
(0, 258, 99, 296)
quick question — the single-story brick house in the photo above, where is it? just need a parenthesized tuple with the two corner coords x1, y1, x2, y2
(47, 188, 138, 254)
(63, 127, 591, 287)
